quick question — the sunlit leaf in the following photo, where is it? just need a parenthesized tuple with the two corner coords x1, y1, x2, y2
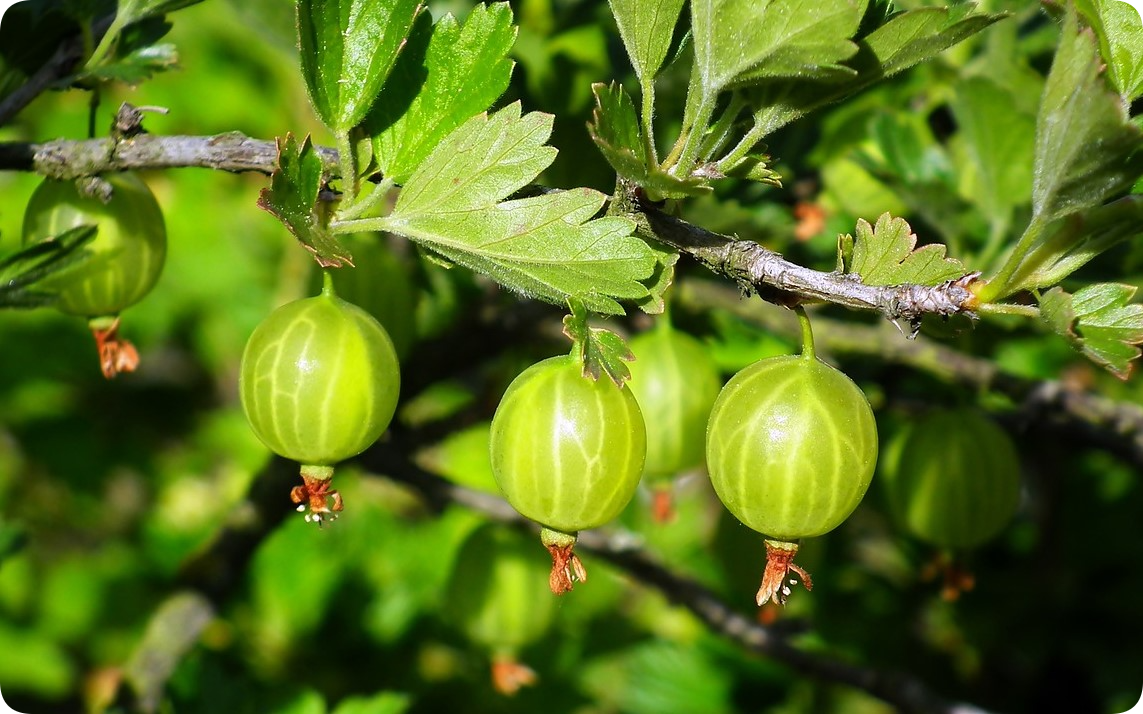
(1076, 0, 1143, 100)
(381, 104, 656, 314)
(1031, 8, 1143, 224)
(257, 134, 353, 267)
(844, 213, 967, 286)
(563, 298, 635, 386)
(368, 3, 515, 184)
(1040, 282, 1143, 378)
(609, 0, 686, 83)
(298, 0, 424, 132)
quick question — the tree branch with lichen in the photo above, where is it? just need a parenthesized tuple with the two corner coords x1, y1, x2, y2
(0, 129, 978, 324)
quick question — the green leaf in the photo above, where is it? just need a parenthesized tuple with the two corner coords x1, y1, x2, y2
(950, 76, 1036, 221)
(1003, 195, 1143, 294)
(257, 134, 353, 268)
(367, 3, 516, 184)
(1040, 283, 1143, 378)
(588, 82, 711, 198)
(1031, 8, 1143, 224)
(692, 0, 863, 95)
(859, 5, 1002, 80)
(0, 225, 97, 308)
(588, 81, 649, 181)
(562, 298, 635, 386)
(609, 0, 687, 83)
(298, 0, 424, 132)
(81, 41, 178, 84)
(1077, 0, 1143, 100)
(746, 5, 1004, 137)
(381, 104, 655, 314)
(844, 213, 967, 286)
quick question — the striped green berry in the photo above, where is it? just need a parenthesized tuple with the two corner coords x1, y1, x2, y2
(705, 308, 877, 604)
(627, 323, 721, 481)
(22, 173, 166, 318)
(883, 409, 1020, 549)
(240, 273, 400, 522)
(490, 354, 645, 592)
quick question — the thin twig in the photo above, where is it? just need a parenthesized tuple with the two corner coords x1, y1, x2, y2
(0, 133, 339, 178)
(0, 133, 980, 323)
(677, 279, 1143, 471)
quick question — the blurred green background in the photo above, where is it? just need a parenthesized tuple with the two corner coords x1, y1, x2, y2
(1, 1, 1142, 713)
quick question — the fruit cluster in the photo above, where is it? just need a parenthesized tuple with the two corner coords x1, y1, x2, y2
(22, 179, 1022, 606)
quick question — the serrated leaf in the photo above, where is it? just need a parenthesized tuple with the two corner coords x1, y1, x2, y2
(588, 81, 649, 181)
(381, 104, 655, 314)
(746, 5, 1004, 137)
(693, 0, 863, 96)
(844, 213, 967, 286)
(1032, 8, 1143, 224)
(82, 42, 178, 84)
(367, 3, 516, 184)
(1077, 0, 1143, 100)
(1040, 283, 1143, 378)
(257, 134, 353, 268)
(298, 0, 424, 133)
(563, 298, 635, 386)
(1004, 195, 1143, 294)
(588, 83, 712, 198)
(609, 0, 686, 83)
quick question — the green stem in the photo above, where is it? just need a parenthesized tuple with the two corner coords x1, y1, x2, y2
(975, 302, 1039, 318)
(977, 216, 1045, 303)
(716, 106, 769, 174)
(337, 177, 395, 222)
(671, 96, 718, 175)
(795, 305, 816, 361)
(336, 131, 358, 208)
(640, 76, 659, 165)
(320, 268, 337, 298)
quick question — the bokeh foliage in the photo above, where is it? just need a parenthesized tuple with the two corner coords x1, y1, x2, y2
(1, 1, 1142, 713)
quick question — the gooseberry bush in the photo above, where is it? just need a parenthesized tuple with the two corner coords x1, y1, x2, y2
(0, 1, 1142, 713)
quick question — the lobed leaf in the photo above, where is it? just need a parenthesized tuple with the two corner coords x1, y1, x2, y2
(1076, 0, 1143, 100)
(367, 3, 516, 184)
(298, 0, 424, 133)
(844, 213, 967, 286)
(563, 298, 635, 386)
(746, 5, 1004, 137)
(1040, 283, 1143, 379)
(608, 0, 687, 83)
(588, 83, 712, 198)
(257, 134, 353, 268)
(382, 105, 656, 314)
(692, 0, 863, 97)
(1031, 8, 1143, 225)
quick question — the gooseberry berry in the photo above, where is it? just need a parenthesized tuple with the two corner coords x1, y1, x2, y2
(307, 233, 418, 360)
(490, 353, 646, 594)
(627, 319, 721, 521)
(239, 271, 400, 523)
(706, 307, 877, 605)
(445, 523, 555, 695)
(22, 172, 167, 378)
(882, 408, 1021, 550)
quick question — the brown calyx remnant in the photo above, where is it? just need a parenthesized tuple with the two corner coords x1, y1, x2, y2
(490, 655, 537, 696)
(545, 542, 587, 595)
(920, 552, 976, 601)
(650, 483, 676, 524)
(757, 539, 813, 606)
(291, 468, 342, 526)
(91, 317, 139, 378)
